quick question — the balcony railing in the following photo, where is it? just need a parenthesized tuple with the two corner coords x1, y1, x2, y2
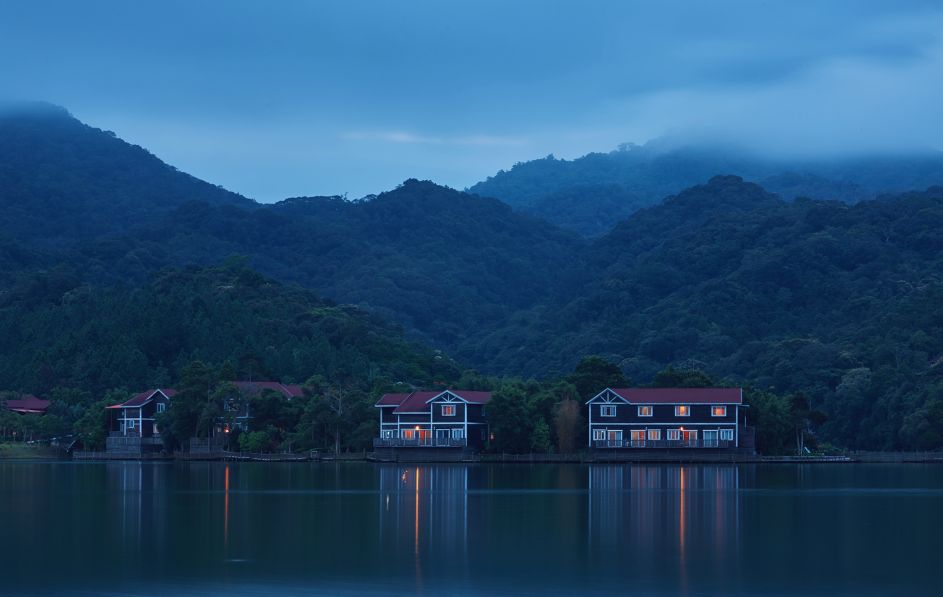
(593, 439, 735, 449)
(106, 435, 164, 452)
(374, 437, 467, 448)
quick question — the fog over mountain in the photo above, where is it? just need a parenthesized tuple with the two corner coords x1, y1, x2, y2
(2, 1, 942, 199)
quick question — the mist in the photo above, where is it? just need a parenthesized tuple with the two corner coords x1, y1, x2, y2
(2, 0, 941, 200)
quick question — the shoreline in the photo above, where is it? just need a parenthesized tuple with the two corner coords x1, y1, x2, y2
(5, 448, 940, 464)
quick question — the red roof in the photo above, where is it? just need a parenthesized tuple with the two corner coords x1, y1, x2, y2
(3, 395, 51, 414)
(107, 388, 177, 409)
(376, 390, 493, 414)
(608, 388, 742, 404)
(231, 381, 303, 398)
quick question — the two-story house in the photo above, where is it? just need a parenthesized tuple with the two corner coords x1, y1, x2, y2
(586, 388, 748, 451)
(374, 390, 491, 455)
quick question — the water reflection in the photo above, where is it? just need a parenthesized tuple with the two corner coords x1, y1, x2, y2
(379, 464, 471, 589)
(588, 465, 741, 592)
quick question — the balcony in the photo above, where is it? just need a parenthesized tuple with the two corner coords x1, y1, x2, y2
(593, 439, 735, 449)
(106, 434, 164, 453)
(374, 437, 467, 448)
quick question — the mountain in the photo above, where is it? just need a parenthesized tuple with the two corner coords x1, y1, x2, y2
(468, 142, 943, 236)
(468, 176, 943, 449)
(0, 262, 457, 396)
(0, 102, 254, 247)
(3, 106, 943, 450)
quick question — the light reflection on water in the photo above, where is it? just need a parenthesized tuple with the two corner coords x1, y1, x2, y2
(0, 461, 939, 595)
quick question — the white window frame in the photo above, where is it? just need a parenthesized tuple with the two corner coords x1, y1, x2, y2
(381, 429, 396, 439)
(647, 428, 661, 441)
(599, 405, 617, 417)
(637, 405, 653, 417)
(667, 428, 680, 441)
(720, 429, 734, 441)
(592, 429, 606, 441)
(402, 429, 416, 440)
(156, 403, 166, 413)
(451, 428, 464, 440)
(441, 404, 456, 417)
(711, 405, 727, 417)
(674, 405, 691, 417)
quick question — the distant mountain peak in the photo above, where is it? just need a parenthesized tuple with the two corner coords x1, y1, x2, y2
(0, 100, 73, 120)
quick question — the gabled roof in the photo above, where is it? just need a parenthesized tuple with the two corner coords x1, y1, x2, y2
(107, 388, 177, 409)
(230, 381, 304, 398)
(3, 394, 51, 414)
(588, 387, 742, 405)
(426, 390, 492, 404)
(376, 389, 493, 414)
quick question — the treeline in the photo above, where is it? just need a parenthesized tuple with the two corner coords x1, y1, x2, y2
(2, 356, 827, 456)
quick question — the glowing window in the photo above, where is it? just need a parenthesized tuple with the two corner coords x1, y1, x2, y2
(647, 428, 661, 441)
(667, 429, 681, 441)
(402, 429, 415, 440)
(712, 406, 727, 417)
(638, 405, 653, 417)
(441, 404, 456, 416)
(675, 405, 691, 417)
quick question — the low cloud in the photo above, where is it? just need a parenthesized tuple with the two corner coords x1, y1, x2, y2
(341, 130, 529, 148)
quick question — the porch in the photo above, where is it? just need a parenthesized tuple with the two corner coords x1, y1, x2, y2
(373, 437, 468, 448)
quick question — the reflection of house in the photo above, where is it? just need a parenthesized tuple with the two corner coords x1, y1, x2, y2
(2, 394, 50, 414)
(218, 381, 304, 431)
(106, 389, 176, 453)
(587, 388, 752, 452)
(373, 390, 491, 459)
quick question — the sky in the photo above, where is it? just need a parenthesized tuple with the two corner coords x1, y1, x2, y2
(1, 0, 942, 201)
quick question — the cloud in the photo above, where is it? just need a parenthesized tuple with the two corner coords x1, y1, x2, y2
(341, 130, 529, 148)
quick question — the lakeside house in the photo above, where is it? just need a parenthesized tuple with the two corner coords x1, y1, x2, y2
(106, 388, 176, 453)
(104, 381, 303, 454)
(2, 394, 51, 415)
(586, 387, 753, 452)
(373, 390, 492, 458)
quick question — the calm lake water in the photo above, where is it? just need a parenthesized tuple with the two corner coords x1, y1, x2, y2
(0, 461, 939, 596)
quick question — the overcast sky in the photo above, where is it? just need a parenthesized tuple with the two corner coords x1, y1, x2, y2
(2, 0, 942, 200)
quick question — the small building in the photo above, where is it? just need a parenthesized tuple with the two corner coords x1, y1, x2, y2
(106, 388, 177, 453)
(373, 390, 492, 458)
(218, 381, 304, 432)
(586, 387, 750, 451)
(2, 394, 51, 415)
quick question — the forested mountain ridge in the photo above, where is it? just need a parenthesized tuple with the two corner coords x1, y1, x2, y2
(3, 108, 943, 449)
(467, 177, 943, 449)
(0, 103, 254, 247)
(0, 262, 458, 396)
(468, 142, 943, 236)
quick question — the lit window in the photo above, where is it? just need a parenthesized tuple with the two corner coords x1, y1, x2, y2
(647, 428, 661, 441)
(720, 429, 734, 441)
(600, 405, 617, 417)
(593, 429, 606, 440)
(674, 405, 690, 417)
(711, 406, 727, 417)
(630, 430, 645, 442)
(441, 404, 456, 416)
(667, 429, 680, 441)
(638, 405, 653, 417)
(402, 429, 415, 440)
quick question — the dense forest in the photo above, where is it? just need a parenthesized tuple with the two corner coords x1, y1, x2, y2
(468, 141, 943, 236)
(2, 106, 943, 451)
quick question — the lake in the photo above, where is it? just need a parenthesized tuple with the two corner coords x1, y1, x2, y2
(0, 461, 939, 595)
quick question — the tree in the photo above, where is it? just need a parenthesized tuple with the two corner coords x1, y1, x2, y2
(487, 383, 534, 453)
(554, 398, 581, 453)
(530, 418, 551, 453)
(651, 366, 715, 388)
(73, 392, 125, 450)
(567, 356, 629, 401)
